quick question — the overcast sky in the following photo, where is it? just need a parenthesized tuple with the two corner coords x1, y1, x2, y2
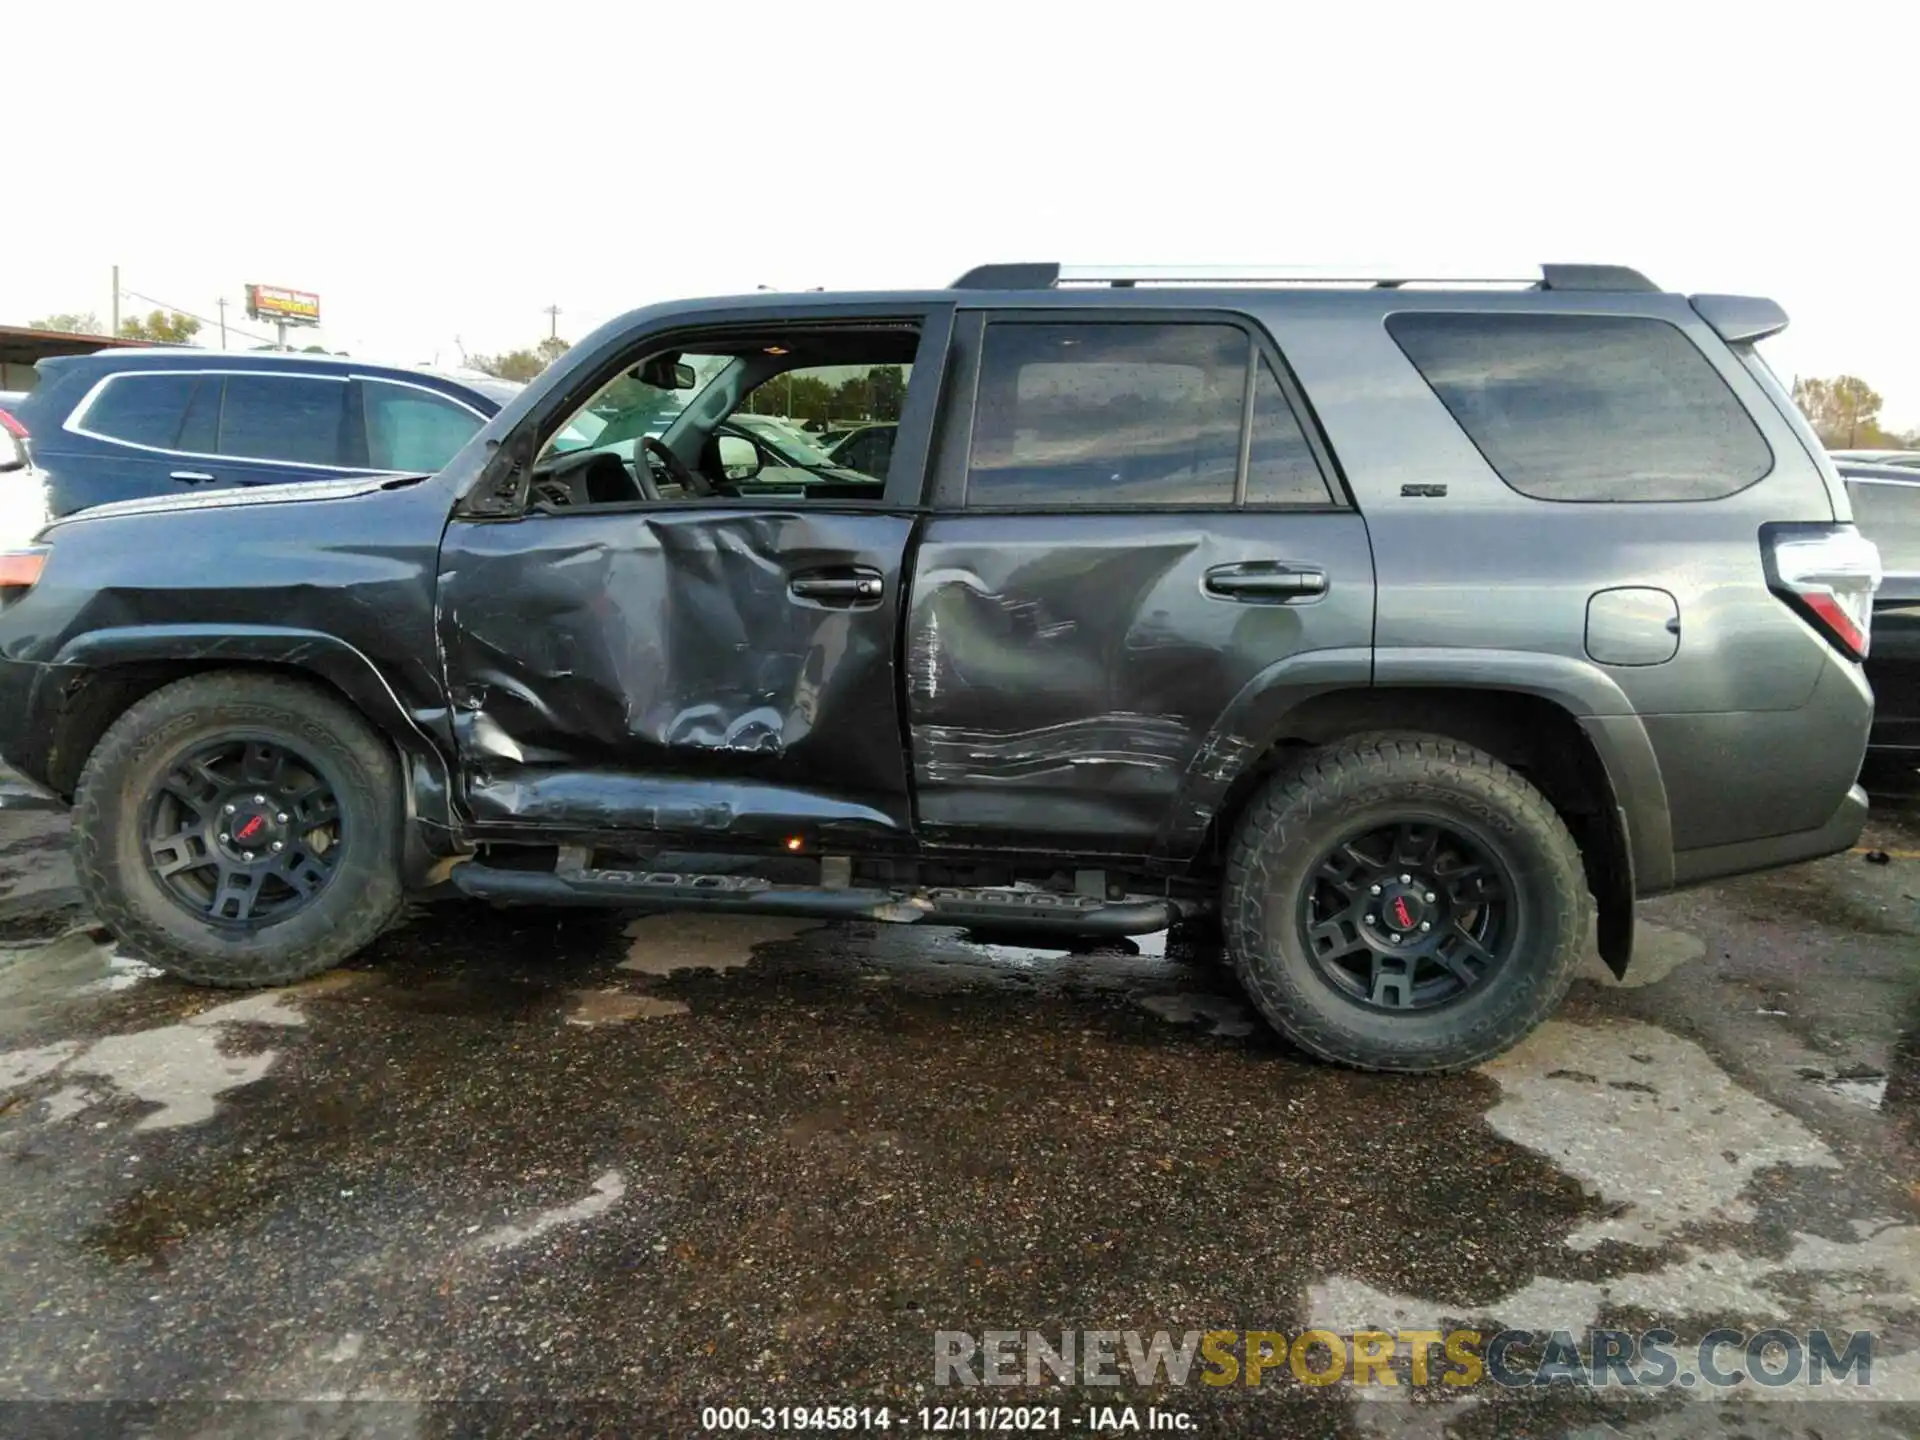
(8, 2, 1917, 425)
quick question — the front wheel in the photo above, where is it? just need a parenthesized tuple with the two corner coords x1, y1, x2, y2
(73, 673, 405, 987)
(1223, 733, 1590, 1072)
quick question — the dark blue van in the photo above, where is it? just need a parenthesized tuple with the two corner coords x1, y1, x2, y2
(5, 350, 519, 517)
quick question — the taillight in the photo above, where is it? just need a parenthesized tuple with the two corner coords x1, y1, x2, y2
(1762, 523, 1882, 660)
(0, 410, 25, 473)
(0, 547, 47, 592)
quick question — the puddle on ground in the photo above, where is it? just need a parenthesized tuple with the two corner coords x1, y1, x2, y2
(0, 980, 349, 1130)
(619, 914, 816, 976)
(564, 989, 689, 1026)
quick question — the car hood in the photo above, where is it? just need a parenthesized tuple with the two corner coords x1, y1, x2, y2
(42, 473, 432, 531)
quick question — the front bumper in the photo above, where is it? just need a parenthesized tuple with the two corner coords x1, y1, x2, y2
(0, 657, 65, 798)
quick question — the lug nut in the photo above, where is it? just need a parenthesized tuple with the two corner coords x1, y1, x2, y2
(1369, 883, 1381, 895)
(1388, 934, 1401, 944)
(276, 812, 289, 823)
(242, 851, 255, 862)
(271, 841, 284, 853)
(253, 794, 265, 804)
(223, 803, 236, 815)
(1399, 873, 1411, 884)
(1365, 913, 1376, 925)
(1424, 891, 1436, 903)
(1420, 921, 1431, 932)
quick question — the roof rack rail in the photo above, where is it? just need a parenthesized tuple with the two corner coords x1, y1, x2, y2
(949, 262, 1659, 293)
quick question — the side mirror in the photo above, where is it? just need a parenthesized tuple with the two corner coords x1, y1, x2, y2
(635, 354, 699, 390)
(716, 434, 761, 482)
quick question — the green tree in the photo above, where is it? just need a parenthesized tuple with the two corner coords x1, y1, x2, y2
(469, 348, 545, 382)
(28, 312, 103, 335)
(470, 336, 571, 382)
(118, 310, 201, 344)
(1792, 374, 1897, 449)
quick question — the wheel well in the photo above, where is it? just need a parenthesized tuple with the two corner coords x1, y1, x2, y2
(1201, 687, 1633, 975)
(43, 660, 385, 799)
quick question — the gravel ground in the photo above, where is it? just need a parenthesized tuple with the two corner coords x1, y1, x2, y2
(0, 772, 1916, 1438)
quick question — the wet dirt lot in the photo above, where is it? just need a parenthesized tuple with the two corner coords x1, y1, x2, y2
(0, 777, 1917, 1438)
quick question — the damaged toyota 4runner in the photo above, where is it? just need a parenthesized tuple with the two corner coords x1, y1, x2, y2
(0, 263, 1884, 1071)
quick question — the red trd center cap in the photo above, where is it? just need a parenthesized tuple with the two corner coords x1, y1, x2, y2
(1379, 886, 1427, 933)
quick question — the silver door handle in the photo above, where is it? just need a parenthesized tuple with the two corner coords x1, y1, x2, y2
(169, 470, 215, 483)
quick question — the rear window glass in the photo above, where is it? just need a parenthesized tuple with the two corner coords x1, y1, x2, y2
(1247, 358, 1333, 505)
(967, 322, 1246, 506)
(363, 381, 482, 472)
(1386, 313, 1773, 502)
(218, 375, 347, 467)
(1846, 478, 1920, 574)
(77, 372, 197, 449)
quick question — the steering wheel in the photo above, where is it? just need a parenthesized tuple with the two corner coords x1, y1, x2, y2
(641, 435, 711, 498)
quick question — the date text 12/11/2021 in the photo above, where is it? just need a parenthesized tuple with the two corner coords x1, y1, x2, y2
(700, 1405, 1196, 1431)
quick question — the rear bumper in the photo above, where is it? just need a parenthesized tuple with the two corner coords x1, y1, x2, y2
(1668, 783, 1868, 889)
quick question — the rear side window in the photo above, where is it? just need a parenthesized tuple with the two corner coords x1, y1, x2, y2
(1387, 313, 1773, 502)
(1847, 478, 1920, 574)
(967, 323, 1247, 506)
(218, 375, 348, 467)
(1247, 358, 1333, 505)
(75, 372, 197, 449)
(362, 381, 482, 472)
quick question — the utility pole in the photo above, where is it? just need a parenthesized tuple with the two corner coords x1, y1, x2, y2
(216, 297, 228, 348)
(110, 265, 120, 335)
(544, 304, 561, 340)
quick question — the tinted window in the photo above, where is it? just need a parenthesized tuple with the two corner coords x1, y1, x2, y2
(1387, 313, 1773, 502)
(837, 428, 895, 479)
(218, 375, 347, 466)
(78, 373, 196, 449)
(177, 377, 221, 453)
(968, 323, 1245, 506)
(1848, 479, 1920, 574)
(363, 381, 482, 472)
(1247, 359, 1333, 504)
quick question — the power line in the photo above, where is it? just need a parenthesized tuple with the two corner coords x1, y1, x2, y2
(118, 288, 276, 347)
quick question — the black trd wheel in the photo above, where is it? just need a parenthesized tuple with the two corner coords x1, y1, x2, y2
(1223, 734, 1589, 1072)
(73, 673, 405, 987)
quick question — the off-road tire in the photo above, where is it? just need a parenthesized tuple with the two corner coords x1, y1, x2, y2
(73, 673, 405, 987)
(1223, 732, 1589, 1072)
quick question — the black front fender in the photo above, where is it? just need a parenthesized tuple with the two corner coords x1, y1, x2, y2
(40, 624, 461, 853)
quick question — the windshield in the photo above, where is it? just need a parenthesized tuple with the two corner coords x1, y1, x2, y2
(729, 414, 839, 467)
(542, 353, 731, 459)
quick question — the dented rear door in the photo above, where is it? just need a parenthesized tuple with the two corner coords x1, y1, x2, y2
(905, 310, 1376, 857)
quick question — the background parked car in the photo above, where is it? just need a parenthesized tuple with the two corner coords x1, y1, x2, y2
(826, 421, 897, 478)
(1831, 448, 1920, 469)
(1836, 459, 1919, 754)
(5, 351, 514, 518)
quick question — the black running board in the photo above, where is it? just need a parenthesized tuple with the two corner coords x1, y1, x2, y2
(447, 864, 1176, 935)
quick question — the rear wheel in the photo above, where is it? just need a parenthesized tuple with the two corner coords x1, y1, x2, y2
(1223, 733, 1589, 1072)
(73, 673, 405, 987)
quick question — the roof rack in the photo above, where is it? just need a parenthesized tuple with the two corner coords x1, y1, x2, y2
(949, 263, 1659, 293)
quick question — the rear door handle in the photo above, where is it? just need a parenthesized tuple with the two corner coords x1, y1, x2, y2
(789, 567, 885, 606)
(1204, 563, 1328, 602)
(169, 469, 216, 484)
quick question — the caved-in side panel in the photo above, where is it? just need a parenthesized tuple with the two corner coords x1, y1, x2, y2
(439, 508, 916, 835)
(905, 513, 1376, 851)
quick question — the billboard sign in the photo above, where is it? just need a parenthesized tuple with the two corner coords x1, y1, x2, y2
(245, 284, 321, 326)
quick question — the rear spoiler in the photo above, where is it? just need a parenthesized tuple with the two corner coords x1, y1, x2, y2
(1690, 294, 1788, 344)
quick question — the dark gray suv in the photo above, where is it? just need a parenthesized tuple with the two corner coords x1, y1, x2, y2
(0, 262, 1883, 1072)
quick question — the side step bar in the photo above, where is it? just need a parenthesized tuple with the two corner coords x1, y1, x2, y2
(447, 864, 1177, 936)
